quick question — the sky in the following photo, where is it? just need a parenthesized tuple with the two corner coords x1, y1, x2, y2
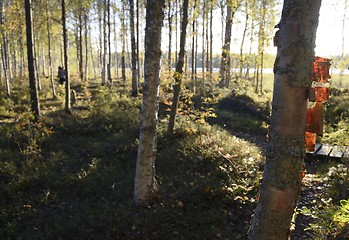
(198, 0, 349, 58)
(316, 0, 348, 57)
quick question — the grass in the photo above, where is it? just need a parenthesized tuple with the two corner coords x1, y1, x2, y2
(0, 78, 266, 239)
(1, 72, 348, 239)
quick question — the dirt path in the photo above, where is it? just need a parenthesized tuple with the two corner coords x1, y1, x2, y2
(290, 160, 329, 240)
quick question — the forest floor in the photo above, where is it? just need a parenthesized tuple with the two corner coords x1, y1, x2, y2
(0, 79, 348, 239)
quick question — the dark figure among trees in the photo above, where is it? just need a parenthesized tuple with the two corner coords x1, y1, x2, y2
(58, 66, 66, 84)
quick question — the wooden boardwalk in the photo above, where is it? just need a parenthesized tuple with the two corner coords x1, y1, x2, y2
(309, 143, 349, 158)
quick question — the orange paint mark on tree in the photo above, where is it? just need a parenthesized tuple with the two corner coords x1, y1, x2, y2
(305, 56, 331, 151)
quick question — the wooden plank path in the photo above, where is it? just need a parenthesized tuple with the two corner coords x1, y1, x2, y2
(309, 143, 349, 158)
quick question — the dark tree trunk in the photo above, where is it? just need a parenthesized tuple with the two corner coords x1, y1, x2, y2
(19, 16, 24, 80)
(248, 0, 322, 239)
(79, 11, 83, 81)
(239, 2, 249, 79)
(134, 0, 165, 205)
(101, 0, 107, 84)
(209, 0, 213, 85)
(1, 1, 10, 96)
(168, 0, 172, 71)
(46, 0, 56, 98)
(219, 4, 234, 88)
(136, 0, 140, 83)
(107, 0, 112, 83)
(62, 0, 71, 112)
(121, 0, 126, 82)
(130, 0, 138, 96)
(25, 0, 40, 121)
(167, 0, 189, 134)
(84, 8, 89, 82)
(191, 0, 197, 94)
(201, 0, 206, 88)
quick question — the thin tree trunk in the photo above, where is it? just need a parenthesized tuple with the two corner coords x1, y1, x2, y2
(256, 0, 266, 94)
(220, 0, 225, 47)
(191, 0, 197, 94)
(219, 4, 234, 88)
(130, 0, 138, 96)
(107, 0, 112, 83)
(248, 0, 322, 238)
(175, 0, 178, 64)
(201, 0, 206, 89)
(78, 11, 83, 81)
(1, 35, 10, 96)
(168, 0, 172, 71)
(113, 12, 119, 80)
(62, 0, 71, 112)
(19, 18, 24, 80)
(245, 17, 255, 79)
(90, 36, 97, 80)
(239, 3, 249, 79)
(136, 0, 140, 83)
(121, 0, 126, 82)
(101, 0, 107, 84)
(209, 0, 213, 85)
(205, 1, 209, 77)
(97, 5, 102, 78)
(33, 34, 41, 91)
(168, 0, 189, 134)
(42, 46, 47, 78)
(46, 0, 56, 98)
(84, 8, 89, 82)
(1, 1, 10, 96)
(134, 0, 165, 205)
(25, 0, 40, 121)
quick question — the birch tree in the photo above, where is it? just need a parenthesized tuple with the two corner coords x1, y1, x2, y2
(1, 1, 10, 96)
(248, 0, 322, 238)
(219, 0, 241, 88)
(134, 0, 165, 205)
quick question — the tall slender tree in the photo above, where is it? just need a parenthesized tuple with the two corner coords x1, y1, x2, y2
(191, 0, 198, 93)
(168, 0, 189, 134)
(248, 0, 322, 238)
(121, 0, 126, 82)
(84, 6, 89, 82)
(1, 1, 10, 96)
(134, 0, 165, 205)
(167, 0, 173, 71)
(219, 0, 241, 88)
(62, 0, 71, 112)
(25, 0, 40, 121)
(101, 0, 107, 84)
(107, 0, 112, 83)
(46, 0, 56, 99)
(130, 0, 138, 96)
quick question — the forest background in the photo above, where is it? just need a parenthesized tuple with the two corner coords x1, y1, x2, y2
(0, 0, 349, 239)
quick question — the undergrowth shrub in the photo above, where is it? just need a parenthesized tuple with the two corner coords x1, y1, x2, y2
(9, 113, 53, 160)
(301, 163, 349, 239)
